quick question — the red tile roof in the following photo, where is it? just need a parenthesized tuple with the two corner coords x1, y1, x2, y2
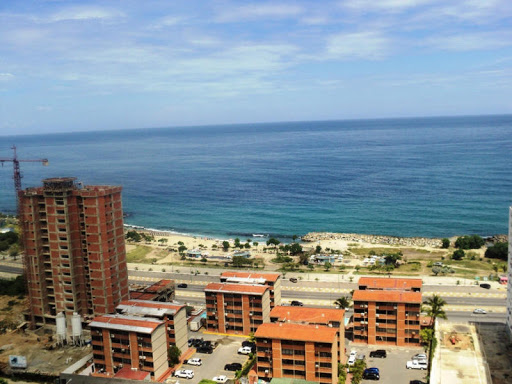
(255, 322, 338, 343)
(130, 292, 159, 300)
(358, 277, 422, 290)
(205, 282, 269, 295)
(221, 271, 281, 282)
(353, 290, 422, 303)
(144, 279, 174, 292)
(270, 306, 344, 324)
(114, 367, 150, 380)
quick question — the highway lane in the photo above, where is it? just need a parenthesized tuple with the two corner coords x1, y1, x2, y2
(141, 282, 506, 308)
(2, 264, 506, 309)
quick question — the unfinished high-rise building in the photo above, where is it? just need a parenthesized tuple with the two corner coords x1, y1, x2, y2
(19, 177, 129, 327)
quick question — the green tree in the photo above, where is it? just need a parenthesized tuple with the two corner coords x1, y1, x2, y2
(422, 294, 447, 326)
(441, 238, 450, 248)
(125, 230, 142, 242)
(432, 266, 442, 276)
(384, 251, 402, 266)
(168, 345, 181, 367)
(455, 234, 484, 249)
(266, 238, 280, 247)
(244, 242, 251, 249)
(222, 241, 230, 251)
(324, 261, 332, 271)
(289, 243, 303, 255)
(233, 256, 253, 267)
(234, 238, 241, 248)
(315, 245, 322, 254)
(292, 235, 298, 241)
(452, 249, 465, 260)
(178, 245, 187, 254)
(420, 328, 435, 349)
(334, 296, 350, 309)
(485, 242, 508, 260)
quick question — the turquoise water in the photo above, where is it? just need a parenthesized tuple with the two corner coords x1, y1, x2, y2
(1, 115, 511, 239)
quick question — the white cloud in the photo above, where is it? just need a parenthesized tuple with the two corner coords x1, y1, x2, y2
(149, 15, 187, 29)
(216, 4, 303, 22)
(50, 6, 124, 22)
(0, 73, 14, 81)
(342, 0, 436, 12)
(423, 31, 512, 51)
(325, 31, 390, 60)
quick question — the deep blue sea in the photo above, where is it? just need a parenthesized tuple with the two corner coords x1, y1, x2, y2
(1, 115, 511, 239)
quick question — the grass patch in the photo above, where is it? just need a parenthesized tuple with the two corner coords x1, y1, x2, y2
(347, 247, 403, 256)
(444, 259, 494, 271)
(126, 245, 153, 263)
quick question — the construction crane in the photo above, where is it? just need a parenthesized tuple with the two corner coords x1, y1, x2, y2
(0, 145, 49, 215)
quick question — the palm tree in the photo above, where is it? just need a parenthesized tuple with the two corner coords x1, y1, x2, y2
(334, 296, 351, 309)
(422, 294, 447, 327)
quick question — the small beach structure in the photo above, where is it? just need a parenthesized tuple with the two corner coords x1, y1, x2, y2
(232, 250, 251, 258)
(310, 254, 337, 263)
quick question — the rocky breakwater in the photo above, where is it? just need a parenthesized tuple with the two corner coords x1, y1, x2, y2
(301, 232, 443, 248)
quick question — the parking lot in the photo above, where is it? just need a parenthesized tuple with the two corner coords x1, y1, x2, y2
(348, 344, 428, 384)
(172, 332, 250, 384)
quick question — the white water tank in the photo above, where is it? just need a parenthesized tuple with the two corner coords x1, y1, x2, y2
(56, 312, 66, 341)
(71, 312, 83, 338)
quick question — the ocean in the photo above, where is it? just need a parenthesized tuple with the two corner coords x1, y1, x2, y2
(1, 115, 511, 239)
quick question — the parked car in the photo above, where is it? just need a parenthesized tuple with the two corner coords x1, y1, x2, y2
(347, 350, 357, 366)
(412, 353, 427, 360)
(473, 308, 487, 314)
(197, 345, 213, 354)
(433, 262, 443, 267)
(289, 277, 298, 283)
(188, 338, 203, 347)
(369, 349, 387, 358)
(185, 358, 202, 366)
(410, 381, 427, 384)
(242, 340, 255, 348)
(224, 362, 243, 371)
(238, 346, 252, 355)
(174, 370, 194, 379)
(406, 360, 428, 370)
(177, 283, 188, 288)
(363, 367, 380, 380)
(290, 300, 303, 306)
(480, 283, 491, 289)
(213, 376, 228, 383)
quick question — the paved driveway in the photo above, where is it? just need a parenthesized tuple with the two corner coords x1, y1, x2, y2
(348, 344, 428, 384)
(172, 333, 249, 384)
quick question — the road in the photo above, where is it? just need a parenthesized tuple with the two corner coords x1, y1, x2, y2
(1, 263, 506, 323)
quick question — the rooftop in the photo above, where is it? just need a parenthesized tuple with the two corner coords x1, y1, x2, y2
(89, 314, 164, 334)
(270, 305, 344, 324)
(270, 378, 318, 384)
(358, 277, 422, 290)
(220, 271, 281, 282)
(205, 282, 270, 295)
(114, 367, 151, 381)
(117, 299, 185, 317)
(255, 322, 338, 343)
(352, 290, 422, 303)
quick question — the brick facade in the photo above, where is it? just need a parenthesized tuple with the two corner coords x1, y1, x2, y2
(205, 283, 271, 335)
(19, 177, 129, 327)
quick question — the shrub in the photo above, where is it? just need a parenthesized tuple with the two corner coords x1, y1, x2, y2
(452, 249, 465, 260)
(441, 238, 450, 248)
(485, 242, 508, 260)
(455, 235, 484, 250)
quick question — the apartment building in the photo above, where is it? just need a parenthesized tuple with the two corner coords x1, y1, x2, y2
(90, 314, 169, 381)
(220, 271, 282, 307)
(129, 280, 175, 302)
(255, 322, 339, 384)
(352, 290, 422, 346)
(205, 282, 271, 335)
(116, 299, 188, 354)
(269, 306, 345, 363)
(358, 276, 422, 292)
(19, 177, 129, 327)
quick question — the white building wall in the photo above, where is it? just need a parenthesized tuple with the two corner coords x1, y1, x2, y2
(507, 207, 512, 340)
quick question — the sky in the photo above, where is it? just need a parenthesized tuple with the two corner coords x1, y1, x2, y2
(1, 0, 512, 135)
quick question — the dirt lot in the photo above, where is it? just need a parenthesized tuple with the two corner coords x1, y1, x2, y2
(0, 295, 91, 377)
(476, 323, 512, 384)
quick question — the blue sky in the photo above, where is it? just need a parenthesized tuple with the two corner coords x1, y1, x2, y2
(1, 0, 511, 135)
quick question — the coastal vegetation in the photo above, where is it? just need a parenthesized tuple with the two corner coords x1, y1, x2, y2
(485, 242, 508, 260)
(454, 234, 485, 250)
